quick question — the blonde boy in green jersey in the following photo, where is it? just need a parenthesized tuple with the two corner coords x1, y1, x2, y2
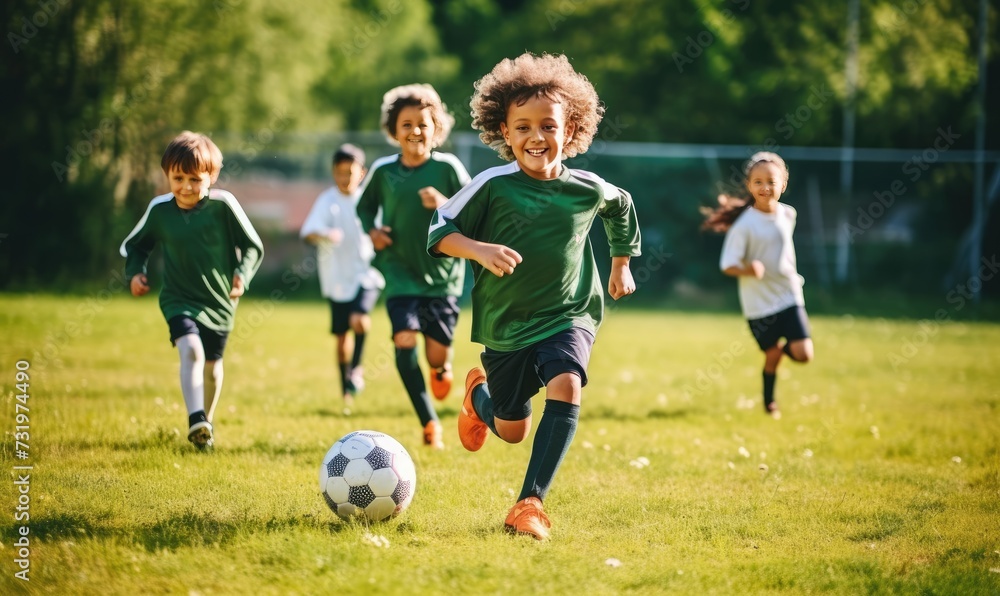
(121, 131, 263, 451)
(357, 84, 471, 449)
(428, 53, 641, 539)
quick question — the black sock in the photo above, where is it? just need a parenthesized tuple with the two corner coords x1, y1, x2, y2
(339, 362, 350, 395)
(472, 382, 498, 435)
(518, 400, 579, 502)
(188, 410, 208, 428)
(763, 371, 777, 410)
(395, 347, 434, 426)
(351, 333, 366, 369)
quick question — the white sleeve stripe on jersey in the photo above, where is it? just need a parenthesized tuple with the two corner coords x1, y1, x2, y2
(431, 152, 472, 185)
(570, 169, 622, 201)
(208, 189, 264, 250)
(354, 154, 400, 198)
(119, 193, 174, 257)
(432, 162, 520, 227)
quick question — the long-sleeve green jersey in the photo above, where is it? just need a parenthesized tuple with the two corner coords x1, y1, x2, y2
(356, 152, 470, 298)
(427, 163, 641, 351)
(119, 189, 264, 332)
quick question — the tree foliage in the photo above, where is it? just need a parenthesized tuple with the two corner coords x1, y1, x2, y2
(1, 0, 995, 289)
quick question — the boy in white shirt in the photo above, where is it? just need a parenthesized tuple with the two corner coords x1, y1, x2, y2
(301, 144, 385, 407)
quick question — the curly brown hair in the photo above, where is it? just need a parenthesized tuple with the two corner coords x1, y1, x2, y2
(470, 52, 604, 162)
(380, 84, 455, 148)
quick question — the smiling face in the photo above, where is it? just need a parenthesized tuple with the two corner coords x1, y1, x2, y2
(746, 161, 788, 211)
(394, 105, 436, 167)
(167, 167, 212, 209)
(500, 94, 576, 180)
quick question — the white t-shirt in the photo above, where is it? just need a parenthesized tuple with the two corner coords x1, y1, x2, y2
(719, 203, 805, 320)
(300, 187, 384, 302)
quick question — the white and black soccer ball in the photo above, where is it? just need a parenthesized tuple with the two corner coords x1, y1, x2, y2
(319, 430, 416, 522)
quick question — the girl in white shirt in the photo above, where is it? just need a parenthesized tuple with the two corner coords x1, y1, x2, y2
(703, 152, 814, 418)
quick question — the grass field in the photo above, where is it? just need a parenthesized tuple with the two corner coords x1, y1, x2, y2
(1, 294, 998, 594)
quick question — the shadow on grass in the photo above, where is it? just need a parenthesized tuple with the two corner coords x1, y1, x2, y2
(5, 510, 354, 552)
(581, 406, 693, 421)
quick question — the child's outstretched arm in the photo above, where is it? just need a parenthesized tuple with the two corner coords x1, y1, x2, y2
(607, 256, 635, 300)
(433, 233, 522, 278)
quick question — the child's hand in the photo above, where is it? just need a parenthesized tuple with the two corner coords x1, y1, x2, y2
(130, 274, 150, 297)
(370, 227, 393, 250)
(750, 260, 765, 279)
(230, 275, 245, 299)
(476, 244, 522, 278)
(608, 258, 636, 300)
(419, 186, 447, 210)
(327, 228, 344, 244)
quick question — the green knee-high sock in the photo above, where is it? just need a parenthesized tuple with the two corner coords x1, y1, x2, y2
(395, 348, 435, 426)
(517, 400, 579, 502)
(472, 382, 498, 435)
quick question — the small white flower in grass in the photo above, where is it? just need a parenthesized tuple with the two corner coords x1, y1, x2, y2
(677, 569, 684, 575)
(605, 558, 622, 568)
(637, 456, 650, 466)
(629, 457, 650, 469)
(507, 488, 516, 497)
(870, 426, 880, 439)
(155, 397, 164, 406)
(582, 441, 594, 449)
(727, 462, 735, 470)
(602, 444, 611, 452)
(657, 394, 668, 406)
(758, 463, 769, 471)
(362, 533, 390, 548)
(989, 568, 1000, 574)
(803, 449, 814, 458)
(173, 463, 181, 469)
(738, 446, 750, 458)
(951, 456, 962, 464)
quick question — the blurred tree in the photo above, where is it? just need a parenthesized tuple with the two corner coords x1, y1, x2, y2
(311, 0, 461, 134)
(0, 0, 345, 288)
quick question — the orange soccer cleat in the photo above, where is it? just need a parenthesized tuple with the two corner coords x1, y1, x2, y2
(458, 368, 488, 451)
(423, 420, 444, 450)
(504, 497, 551, 541)
(430, 365, 453, 400)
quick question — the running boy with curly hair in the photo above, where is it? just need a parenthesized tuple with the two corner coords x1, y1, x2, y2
(357, 84, 471, 448)
(428, 53, 641, 539)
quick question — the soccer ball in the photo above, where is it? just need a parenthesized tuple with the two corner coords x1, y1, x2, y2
(318, 430, 416, 522)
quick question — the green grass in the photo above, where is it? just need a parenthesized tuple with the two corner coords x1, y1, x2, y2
(1, 294, 998, 595)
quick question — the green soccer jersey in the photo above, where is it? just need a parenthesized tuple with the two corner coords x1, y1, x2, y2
(427, 163, 641, 351)
(120, 189, 264, 332)
(357, 152, 471, 298)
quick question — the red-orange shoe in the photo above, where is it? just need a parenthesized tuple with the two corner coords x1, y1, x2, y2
(459, 368, 488, 452)
(430, 365, 453, 400)
(423, 420, 444, 450)
(504, 497, 551, 540)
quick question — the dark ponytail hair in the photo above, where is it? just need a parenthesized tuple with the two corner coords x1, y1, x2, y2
(700, 151, 789, 233)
